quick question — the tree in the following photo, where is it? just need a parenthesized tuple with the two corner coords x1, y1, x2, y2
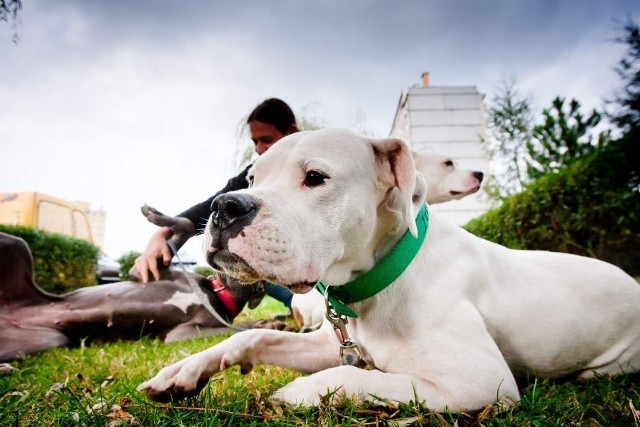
(483, 77, 534, 200)
(610, 18, 640, 132)
(0, 0, 22, 43)
(527, 97, 610, 180)
(296, 101, 328, 131)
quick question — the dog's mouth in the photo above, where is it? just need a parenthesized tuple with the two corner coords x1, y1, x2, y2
(207, 250, 317, 293)
(286, 282, 316, 294)
(207, 250, 263, 284)
(450, 186, 480, 197)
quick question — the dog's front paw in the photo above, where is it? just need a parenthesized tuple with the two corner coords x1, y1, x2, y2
(272, 378, 321, 406)
(137, 374, 210, 403)
(137, 355, 214, 402)
(272, 375, 344, 407)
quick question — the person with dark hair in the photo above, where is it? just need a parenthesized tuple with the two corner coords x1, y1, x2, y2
(134, 98, 299, 309)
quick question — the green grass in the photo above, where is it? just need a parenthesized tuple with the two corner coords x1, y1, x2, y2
(235, 295, 291, 323)
(1, 297, 639, 426)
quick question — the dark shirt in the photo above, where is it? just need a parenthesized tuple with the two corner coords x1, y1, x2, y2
(177, 163, 252, 234)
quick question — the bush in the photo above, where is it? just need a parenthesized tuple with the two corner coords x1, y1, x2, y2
(465, 132, 640, 276)
(116, 250, 141, 280)
(0, 224, 100, 293)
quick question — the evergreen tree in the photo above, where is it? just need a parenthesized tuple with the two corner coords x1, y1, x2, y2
(610, 19, 640, 132)
(483, 77, 534, 200)
(527, 97, 610, 180)
(0, 0, 21, 43)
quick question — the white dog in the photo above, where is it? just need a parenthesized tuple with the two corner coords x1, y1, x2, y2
(291, 149, 484, 332)
(412, 149, 483, 203)
(139, 129, 640, 412)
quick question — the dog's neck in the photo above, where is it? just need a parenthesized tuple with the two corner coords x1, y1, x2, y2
(210, 278, 240, 318)
(317, 203, 429, 318)
(371, 207, 406, 263)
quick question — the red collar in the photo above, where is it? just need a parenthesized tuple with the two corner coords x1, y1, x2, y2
(210, 277, 241, 318)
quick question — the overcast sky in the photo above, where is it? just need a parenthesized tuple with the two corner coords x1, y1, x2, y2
(1, 0, 638, 261)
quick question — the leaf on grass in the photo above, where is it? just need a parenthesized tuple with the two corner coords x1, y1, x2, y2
(396, 416, 424, 426)
(354, 408, 386, 417)
(45, 382, 65, 398)
(630, 399, 640, 424)
(476, 403, 494, 422)
(88, 399, 107, 413)
(107, 404, 136, 426)
(433, 412, 449, 427)
(0, 362, 17, 374)
(101, 375, 115, 388)
(272, 404, 284, 418)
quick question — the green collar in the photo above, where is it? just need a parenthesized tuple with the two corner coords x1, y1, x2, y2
(316, 203, 429, 318)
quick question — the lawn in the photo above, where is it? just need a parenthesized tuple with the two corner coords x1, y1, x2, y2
(1, 296, 639, 426)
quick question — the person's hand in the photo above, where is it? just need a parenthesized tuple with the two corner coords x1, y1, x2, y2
(134, 226, 173, 283)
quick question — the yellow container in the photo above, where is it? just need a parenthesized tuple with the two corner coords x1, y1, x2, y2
(0, 192, 95, 244)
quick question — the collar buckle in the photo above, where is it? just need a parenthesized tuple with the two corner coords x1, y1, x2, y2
(324, 284, 367, 368)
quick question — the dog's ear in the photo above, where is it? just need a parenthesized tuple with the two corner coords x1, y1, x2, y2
(247, 293, 265, 309)
(247, 281, 267, 309)
(371, 137, 418, 236)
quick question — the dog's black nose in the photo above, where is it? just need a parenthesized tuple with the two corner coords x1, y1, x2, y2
(473, 171, 484, 182)
(210, 193, 258, 231)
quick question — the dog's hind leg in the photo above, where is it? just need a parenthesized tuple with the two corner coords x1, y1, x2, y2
(272, 364, 518, 413)
(0, 232, 61, 307)
(576, 339, 640, 379)
(0, 321, 69, 361)
(140, 205, 195, 249)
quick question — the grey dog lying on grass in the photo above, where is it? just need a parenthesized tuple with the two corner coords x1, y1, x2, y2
(0, 206, 288, 362)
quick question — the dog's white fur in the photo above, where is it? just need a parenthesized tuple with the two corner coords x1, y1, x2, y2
(290, 289, 325, 332)
(290, 149, 484, 332)
(139, 129, 640, 412)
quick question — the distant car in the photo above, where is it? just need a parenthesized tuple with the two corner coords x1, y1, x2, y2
(96, 253, 121, 284)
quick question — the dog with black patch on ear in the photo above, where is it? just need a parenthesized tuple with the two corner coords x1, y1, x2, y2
(0, 206, 280, 362)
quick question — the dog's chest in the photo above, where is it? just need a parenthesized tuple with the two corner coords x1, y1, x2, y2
(163, 292, 201, 313)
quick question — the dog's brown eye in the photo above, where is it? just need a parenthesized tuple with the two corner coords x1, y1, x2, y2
(444, 160, 454, 167)
(247, 175, 254, 187)
(304, 171, 327, 187)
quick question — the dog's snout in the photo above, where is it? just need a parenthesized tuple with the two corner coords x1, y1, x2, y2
(210, 194, 258, 230)
(473, 171, 484, 183)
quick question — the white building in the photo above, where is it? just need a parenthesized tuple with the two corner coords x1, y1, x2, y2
(389, 72, 492, 225)
(75, 200, 108, 250)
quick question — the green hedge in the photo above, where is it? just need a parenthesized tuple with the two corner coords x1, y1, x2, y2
(464, 132, 640, 276)
(0, 224, 100, 294)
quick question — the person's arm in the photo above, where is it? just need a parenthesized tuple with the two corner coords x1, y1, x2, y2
(134, 164, 252, 283)
(178, 165, 252, 234)
(133, 225, 174, 283)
